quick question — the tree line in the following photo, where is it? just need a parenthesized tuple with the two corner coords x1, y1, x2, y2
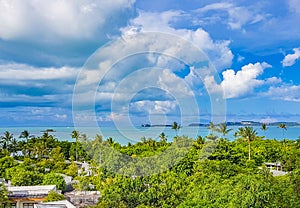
(0, 124, 299, 207)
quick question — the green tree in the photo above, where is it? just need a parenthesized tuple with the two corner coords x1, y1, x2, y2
(9, 137, 18, 157)
(43, 173, 66, 190)
(19, 130, 30, 141)
(44, 191, 65, 202)
(0, 183, 9, 206)
(159, 132, 167, 142)
(279, 123, 287, 138)
(64, 162, 78, 178)
(261, 123, 268, 137)
(207, 122, 216, 134)
(0, 156, 17, 178)
(1, 131, 13, 150)
(172, 122, 181, 136)
(72, 130, 80, 161)
(215, 123, 232, 137)
(234, 126, 258, 160)
(6, 166, 43, 186)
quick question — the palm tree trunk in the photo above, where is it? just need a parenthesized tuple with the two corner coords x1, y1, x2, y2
(76, 138, 78, 161)
(248, 138, 251, 160)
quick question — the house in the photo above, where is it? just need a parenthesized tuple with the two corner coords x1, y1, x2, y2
(6, 185, 56, 208)
(263, 162, 289, 176)
(34, 200, 75, 208)
(264, 162, 284, 171)
(64, 190, 101, 207)
(74, 161, 93, 176)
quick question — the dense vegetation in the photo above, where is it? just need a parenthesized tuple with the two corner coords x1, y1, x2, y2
(0, 125, 300, 207)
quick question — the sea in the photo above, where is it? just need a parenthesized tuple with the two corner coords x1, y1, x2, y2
(1, 126, 300, 145)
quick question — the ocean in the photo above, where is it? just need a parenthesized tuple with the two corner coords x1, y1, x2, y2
(1, 126, 299, 145)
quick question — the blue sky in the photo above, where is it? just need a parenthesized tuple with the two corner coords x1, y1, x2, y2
(0, 0, 300, 126)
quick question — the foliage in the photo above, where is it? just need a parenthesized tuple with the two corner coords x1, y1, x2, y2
(43, 173, 66, 190)
(0, 128, 299, 208)
(0, 183, 8, 205)
(44, 191, 65, 202)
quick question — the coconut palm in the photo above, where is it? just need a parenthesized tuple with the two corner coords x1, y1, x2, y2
(261, 123, 268, 137)
(207, 122, 216, 134)
(72, 130, 80, 161)
(9, 138, 18, 156)
(19, 130, 30, 141)
(1, 131, 13, 150)
(234, 126, 258, 160)
(19, 130, 32, 156)
(159, 132, 167, 142)
(172, 122, 181, 136)
(215, 123, 232, 137)
(279, 123, 287, 138)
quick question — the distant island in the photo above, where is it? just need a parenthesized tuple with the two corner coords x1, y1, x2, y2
(190, 121, 300, 127)
(142, 121, 300, 127)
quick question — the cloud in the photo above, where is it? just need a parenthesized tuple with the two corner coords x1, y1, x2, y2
(282, 47, 300, 67)
(265, 84, 300, 102)
(205, 62, 272, 99)
(0, 62, 78, 108)
(130, 100, 177, 115)
(288, 0, 300, 13)
(0, 62, 78, 80)
(122, 10, 233, 70)
(260, 117, 278, 124)
(196, 2, 267, 30)
(0, 0, 135, 40)
(0, 0, 136, 67)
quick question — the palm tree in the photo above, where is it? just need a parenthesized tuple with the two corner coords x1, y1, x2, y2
(261, 123, 268, 137)
(234, 126, 258, 160)
(9, 138, 18, 157)
(19, 130, 31, 156)
(207, 122, 216, 134)
(72, 130, 80, 161)
(19, 130, 30, 141)
(172, 122, 181, 136)
(279, 123, 287, 138)
(159, 132, 167, 142)
(1, 131, 13, 150)
(215, 123, 232, 137)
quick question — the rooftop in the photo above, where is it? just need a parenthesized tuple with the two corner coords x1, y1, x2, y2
(8, 185, 56, 198)
(34, 200, 76, 208)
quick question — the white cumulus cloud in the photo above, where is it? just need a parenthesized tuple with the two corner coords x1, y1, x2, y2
(265, 85, 300, 102)
(282, 47, 300, 67)
(205, 62, 272, 99)
(0, 0, 135, 40)
(122, 10, 233, 70)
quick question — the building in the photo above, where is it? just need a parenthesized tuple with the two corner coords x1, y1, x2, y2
(263, 162, 289, 176)
(34, 200, 75, 208)
(264, 162, 283, 171)
(64, 191, 101, 207)
(6, 185, 56, 208)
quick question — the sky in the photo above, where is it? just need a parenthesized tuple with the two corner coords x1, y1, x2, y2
(1, 0, 300, 127)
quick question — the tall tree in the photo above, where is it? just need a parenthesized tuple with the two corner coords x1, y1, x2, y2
(159, 132, 167, 142)
(72, 130, 80, 161)
(215, 123, 232, 137)
(172, 122, 181, 136)
(19, 130, 30, 141)
(9, 138, 18, 157)
(1, 131, 13, 150)
(261, 123, 268, 137)
(207, 122, 218, 135)
(234, 126, 258, 160)
(279, 123, 287, 138)
(19, 130, 31, 156)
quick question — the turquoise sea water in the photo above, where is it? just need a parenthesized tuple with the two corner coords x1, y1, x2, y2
(1, 126, 299, 145)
